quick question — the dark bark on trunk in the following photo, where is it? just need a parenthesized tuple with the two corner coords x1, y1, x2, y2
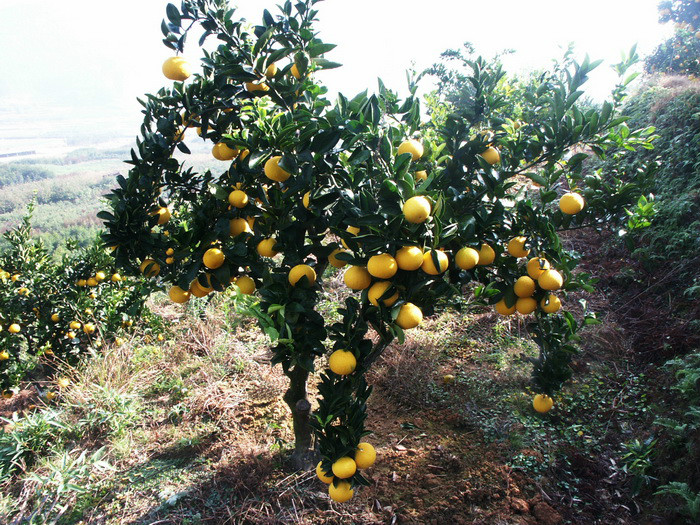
(283, 365, 316, 470)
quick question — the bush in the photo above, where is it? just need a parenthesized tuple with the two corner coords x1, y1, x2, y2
(0, 202, 155, 392)
(0, 164, 53, 188)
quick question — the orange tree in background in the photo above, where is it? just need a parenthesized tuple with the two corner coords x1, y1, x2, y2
(101, 0, 656, 502)
(647, 0, 700, 75)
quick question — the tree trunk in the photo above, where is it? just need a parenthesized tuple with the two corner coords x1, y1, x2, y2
(283, 365, 316, 470)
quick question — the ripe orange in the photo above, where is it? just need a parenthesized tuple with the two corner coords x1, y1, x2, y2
(455, 247, 479, 270)
(516, 297, 537, 315)
(344, 266, 371, 290)
(481, 146, 501, 165)
(507, 236, 530, 258)
(354, 443, 376, 469)
(540, 294, 561, 313)
(229, 218, 252, 237)
(329, 350, 357, 375)
(538, 269, 563, 291)
(288, 264, 316, 287)
(396, 303, 423, 329)
(403, 196, 431, 224)
(514, 276, 536, 298)
(235, 276, 256, 295)
(477, 244, 496, 265)
(264, 156, 291, 182)
(559, 193, 585, 215)
(140, 259, 160, 277)
(421, 250, 449, 275)
(328, 248, 348, 268)
(169, 286, 190, 304)
(228, 190, 249, 208)
(162, 57, 191, 81)
(265, 62, 278, 78)
(316, 461, 334, 484)
(533, 394, 554, 413)
(368, 281, 399, 307)
(397, 139, 424, 160)
(395, 246, 424, 270)
(155, 207, 171, 225)
(367, 253, 398, 279)
(257, 238, 278, 258)
(332, 457, 357, 479)
(203, 248, 225, 269)
(495, 299, 516, 316)
(329, 480, 354, 502)
(213, 143, 238, 161)
(526, 257, 550, 280)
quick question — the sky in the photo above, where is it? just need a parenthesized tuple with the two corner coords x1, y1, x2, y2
(0, 0, 671, 153)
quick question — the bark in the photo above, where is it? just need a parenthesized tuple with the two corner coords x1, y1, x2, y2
(283, 365, 316, 470)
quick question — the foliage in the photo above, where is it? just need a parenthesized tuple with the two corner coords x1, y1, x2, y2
(646, 1, 700, 75)
(101, 0, 658, 496)
(0, 164, 53, 188)
(0, 203, 155, 391)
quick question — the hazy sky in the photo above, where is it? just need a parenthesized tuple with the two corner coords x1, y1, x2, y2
(0, 0, 670, 140)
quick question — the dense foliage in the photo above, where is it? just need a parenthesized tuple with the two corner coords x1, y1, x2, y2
(0, 204, 154, 393)
(646, 0, 700, 75)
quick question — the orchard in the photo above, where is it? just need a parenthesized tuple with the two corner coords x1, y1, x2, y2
(102, 0, 656, 503)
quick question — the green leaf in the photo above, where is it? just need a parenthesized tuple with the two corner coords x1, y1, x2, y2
(166, 4, 181, 26)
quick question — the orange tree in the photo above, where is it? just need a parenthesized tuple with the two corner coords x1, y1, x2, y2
(0, 203, 153, 396)
(647, 0, 700, 75)
(101, 0, 656, 502)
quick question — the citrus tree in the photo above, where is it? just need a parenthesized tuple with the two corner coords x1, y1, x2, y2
(101, 0, 656, 502)
(0, 203, 152, 397)
(647, 0, 700, 75)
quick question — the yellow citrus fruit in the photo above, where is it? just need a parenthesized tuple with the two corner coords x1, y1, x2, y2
(245, 81, 270, 92)
(495, 299, 516, 316)
(477, 244, 496, 265)
(229, 218, 252, 237)
(66, 331, 76, 340)
(329, 480, 354, 503)
(228, 190, 249, 208)
(481, 146, 501, 165)
(291, 63, 302, 79)
(421, 250, 449, 275)
(316, 461, 334, 484)
(367, 253, 398, 279)
(540, 295, 562, 314)
(395, 246, 424, 270)
(559, 193, 585, 215)
(264, 156, 291, 182)
(213, 142, 238, 161)
(203, 248, 225, 269)
(341, 225, 360, 249)
(328, 248, 348, 268)
(533, 394, 554, 413)
(69, 321, 81, 330)
(343, 266, 371, 290)
(83, 323, 96, 334)
(514, 276, 536, 298)
(0, 351, 9, 360)
(265, 62, 278, 78)
(165, 257, 174, 265)
(397, 139, 424, 160)
(87, 278, 98, 287)
(403, 196, 431, 224)
(155, 207, 171, 225)
(8, 324, 20, 334)
(332, 457, 357, 479)
(507, 236, 530, 258)
(455, 247, 479, 270)
(162, 56, 192, 81)
(396, 302, 423, 329)
(526, 257, 550, 280)
(368, 281, 399, 307)
(190, 277, 213, 298)
(235, 276, 256, 295)
(77, 279, 87, 287)
(239, 149, 250, 161)
(111, 273, 122, 282)
(140, 259, 160, 277)
(95, 271, 106, 282)
(169, 286, 190, 304)
(257, 238, 278, 258)
(46, 391, 57, 401)
(538, 269, 563, 291)
(329, 350, 357, 375)
(415, 170, 428, 182)
(354, 443, 376, 469)
(302, 191, 311, 209)
(288, 264, 316, 287)
(516, 297, 537, 315)
(51, 313, 60, 322)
